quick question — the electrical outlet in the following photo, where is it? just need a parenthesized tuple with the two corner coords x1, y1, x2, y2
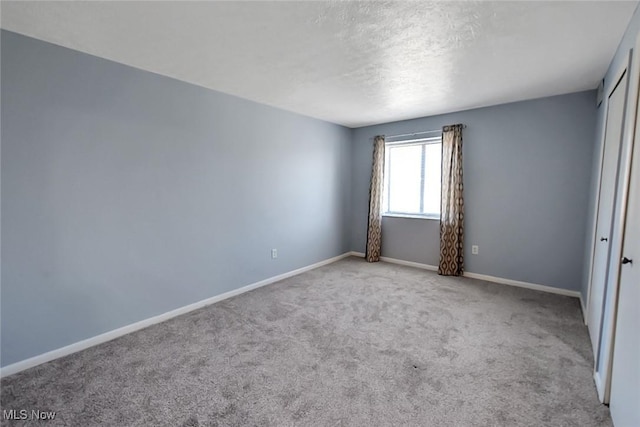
(271, 249, 278, 259)
(472, 245, 479, 255)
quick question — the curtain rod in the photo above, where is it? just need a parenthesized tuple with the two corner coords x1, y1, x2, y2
(384, 124, 466, 140)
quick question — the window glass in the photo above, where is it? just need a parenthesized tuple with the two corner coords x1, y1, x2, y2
(387, 145, 422, 213)
(384, 138, 441, 218)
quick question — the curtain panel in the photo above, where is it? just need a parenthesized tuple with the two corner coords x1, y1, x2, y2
(365, 135, 385, 262)
(439, 124, 464, 276)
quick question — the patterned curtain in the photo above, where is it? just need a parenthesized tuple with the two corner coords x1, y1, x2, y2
(438, 124, 464, 276)
(365, 135, 385, 262)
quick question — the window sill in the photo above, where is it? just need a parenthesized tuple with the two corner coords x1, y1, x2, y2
(382, 213, 440, 221)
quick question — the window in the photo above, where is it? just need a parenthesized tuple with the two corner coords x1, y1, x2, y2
(383, 136, 441, 219)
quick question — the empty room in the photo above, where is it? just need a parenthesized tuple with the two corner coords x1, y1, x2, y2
(2, 1, 640, 426)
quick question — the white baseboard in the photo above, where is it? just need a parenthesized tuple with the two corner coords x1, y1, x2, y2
(594, 371, 605, 403)
(580, 294, 588, 325)
(3, 251, 580, 377)
(380, 256, 438, 272)
(463, 271, 581, 298)
(349, 251, 438, 272)
(350, 252, 580, 298)
(0, 252, 353, 378)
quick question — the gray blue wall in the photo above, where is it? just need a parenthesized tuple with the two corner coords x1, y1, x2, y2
(1, 31, 352, 366)
(1, 27, 607, 368)
(352, 91, 597, 292)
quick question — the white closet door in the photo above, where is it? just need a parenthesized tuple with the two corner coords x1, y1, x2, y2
(609, 64, 640, 427)
(609, 120, 640, 427)
(588, 70, 628, 357)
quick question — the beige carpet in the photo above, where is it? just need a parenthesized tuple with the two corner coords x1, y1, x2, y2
(1, 257, 610, 426)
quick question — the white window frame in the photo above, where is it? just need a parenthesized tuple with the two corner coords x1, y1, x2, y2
(383, 136, 442, 220)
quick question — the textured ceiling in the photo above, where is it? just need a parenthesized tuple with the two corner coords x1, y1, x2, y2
(1, 1, 637, 128)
